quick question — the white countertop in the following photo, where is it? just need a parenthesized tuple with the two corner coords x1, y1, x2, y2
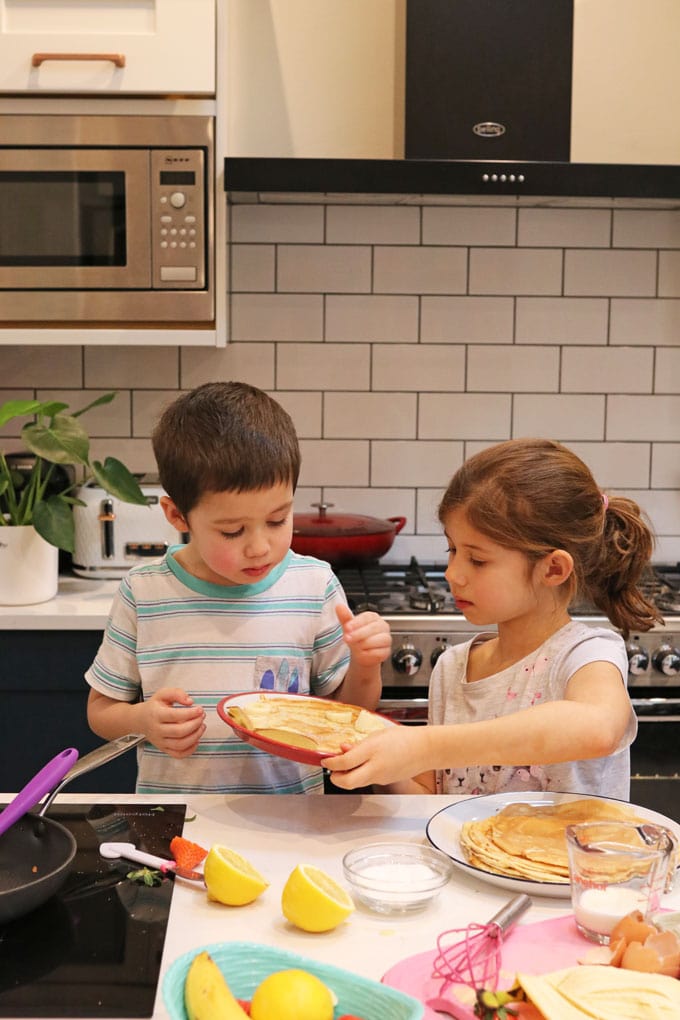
(0, 575, 117, 629)
(5, 792, 680, 1020)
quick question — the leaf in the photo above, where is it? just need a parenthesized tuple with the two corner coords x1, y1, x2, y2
(32, 495, 76, 553)
(0, 399, 43, 429)
(71, 391, 117, 418)
(22, 414, 90, 465)
(91, 458, 148, 505)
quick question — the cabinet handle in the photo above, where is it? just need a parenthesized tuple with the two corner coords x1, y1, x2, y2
(32, 52, 126, 68)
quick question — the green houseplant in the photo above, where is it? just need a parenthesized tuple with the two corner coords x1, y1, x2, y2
(0, 392, 147, 553)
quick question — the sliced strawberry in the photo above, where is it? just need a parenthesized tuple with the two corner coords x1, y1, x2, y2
(236, 1000, 251, 1015)
(169, 835, 208, 870)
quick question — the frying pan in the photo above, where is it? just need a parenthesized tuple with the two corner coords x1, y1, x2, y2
(0, 733, 145, 924)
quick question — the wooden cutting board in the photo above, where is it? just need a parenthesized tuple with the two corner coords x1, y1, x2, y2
(382, 913, 591, 1020)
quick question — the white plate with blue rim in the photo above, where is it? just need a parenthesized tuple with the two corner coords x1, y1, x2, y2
(425, 790, 680, 898)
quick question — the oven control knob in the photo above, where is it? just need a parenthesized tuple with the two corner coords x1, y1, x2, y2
(392, 643, 423, 676)
(430, 641, 449, 668)
(626, 643, 650, 675)
(652, 644, 680, 677)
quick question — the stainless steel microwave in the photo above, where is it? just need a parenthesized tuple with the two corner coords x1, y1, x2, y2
(0, 114, 214, 325)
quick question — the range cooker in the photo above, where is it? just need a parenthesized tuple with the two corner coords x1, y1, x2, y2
(335, 559, 680, 821)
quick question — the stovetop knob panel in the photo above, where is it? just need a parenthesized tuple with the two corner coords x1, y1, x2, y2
(392, 642, 423, 676)
(626, 642, 650, 675)
(652, 644, 680, 677)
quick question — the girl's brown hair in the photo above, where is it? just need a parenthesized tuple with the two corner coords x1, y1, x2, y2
(438, 438, 662, 639)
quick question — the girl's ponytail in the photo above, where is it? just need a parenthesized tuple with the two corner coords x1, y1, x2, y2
(587, 496, 663, 638)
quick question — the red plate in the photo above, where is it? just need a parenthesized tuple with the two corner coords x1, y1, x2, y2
(216, 691, 397, 767)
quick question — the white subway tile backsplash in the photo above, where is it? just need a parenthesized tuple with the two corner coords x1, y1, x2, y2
(513, 394, 605, 440)
(422, 206, 516, 246)
(651, 443, 680, 488)
(84, 347, 179, 389)
(231, 244, 275, 291)
(326, 295, 418, 342)
(565, 250, 657, 296)
(269, 391, 323, 438)
(324, 391, 417, 438)
(0, 346, 82, 387)
(7, 194, 680, 564)
(518, 208, 611, 247)
(655, 349, 680, 393)
(181, 343, 275, 390)
(326, 205, 420, 244)
(371, 440, 464, 487)
(372, 344, 465, 392)
(613, 210, 680, 249)
(231, 293, 323, 341)
(607, 396, 680, 441)
(468, 345, 559, 391)
(298, 439, 369, 486)
(610, 299, 680, 346)
(374, 246, 467, 294)
(278, 245, 371, 292)
(277, 343, 370, 391)
(562, 346, 654, 393)
(418, 393, 512, 439)
(568, 442, 651, 488)
(323, 488, 415, 530)
(516, 297, 608, 344)
(470, 248, 562, 295)
(421, 296, 513, 343)
(659, 252, 680, 297)
(231, 203, 323, 243)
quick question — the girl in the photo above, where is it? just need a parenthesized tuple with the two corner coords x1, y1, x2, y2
(324, 438, 662, 797)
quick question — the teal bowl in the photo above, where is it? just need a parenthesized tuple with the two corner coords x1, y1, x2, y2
(163, 940, 424, 1020)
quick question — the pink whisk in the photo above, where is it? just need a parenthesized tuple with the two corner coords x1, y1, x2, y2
(431, 893, 531, 992)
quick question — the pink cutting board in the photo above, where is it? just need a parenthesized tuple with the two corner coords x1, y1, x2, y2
(382, 914, 590, 1020)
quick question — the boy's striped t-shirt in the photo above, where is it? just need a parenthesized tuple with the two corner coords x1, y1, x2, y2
(85, 548, 350, 795)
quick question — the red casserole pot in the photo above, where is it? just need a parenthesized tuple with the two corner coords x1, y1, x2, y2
(291, 502, 407, 567)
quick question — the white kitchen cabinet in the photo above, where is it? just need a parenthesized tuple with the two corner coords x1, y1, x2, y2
(226, 0, 401, 159)
(0, 0, 215, 96)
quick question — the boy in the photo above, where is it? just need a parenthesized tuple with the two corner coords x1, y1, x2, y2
(86, 382, 391, 794)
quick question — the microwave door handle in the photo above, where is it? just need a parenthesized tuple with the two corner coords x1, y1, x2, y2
(98, 499, 116, 560)
(32, 52, 126, 68)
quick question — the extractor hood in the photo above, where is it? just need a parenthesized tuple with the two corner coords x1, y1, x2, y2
(224, 0, 680, 199)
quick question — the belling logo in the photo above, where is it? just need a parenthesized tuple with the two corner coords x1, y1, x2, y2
(473, 122, 506, 137)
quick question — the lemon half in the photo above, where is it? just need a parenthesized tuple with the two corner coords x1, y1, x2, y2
(281, 863, 354, 932)
(203, 845, 269, 906)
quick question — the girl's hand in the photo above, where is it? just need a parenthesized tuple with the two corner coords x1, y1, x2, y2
(336, 604, 391, 667)
(140, 687, 206, 758)
(323, 726, 428, 789)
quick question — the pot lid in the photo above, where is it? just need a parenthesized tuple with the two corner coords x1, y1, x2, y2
(293, 502, 395, 537)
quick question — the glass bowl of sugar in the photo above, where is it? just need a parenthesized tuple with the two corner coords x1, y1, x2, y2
(342, 842, 453, 914)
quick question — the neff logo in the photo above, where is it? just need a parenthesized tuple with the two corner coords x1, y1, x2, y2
(473, 122, 506, 137)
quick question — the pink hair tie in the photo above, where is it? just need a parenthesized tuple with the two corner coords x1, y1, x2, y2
(602, 492, 609, 511)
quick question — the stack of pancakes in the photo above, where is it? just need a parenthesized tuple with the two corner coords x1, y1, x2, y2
(460, 798, 652, 883)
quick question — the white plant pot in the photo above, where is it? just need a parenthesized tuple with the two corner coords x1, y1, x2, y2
(0, 525, 59, 605)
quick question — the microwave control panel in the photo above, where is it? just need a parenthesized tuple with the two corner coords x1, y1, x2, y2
(151, 149, 206, 290)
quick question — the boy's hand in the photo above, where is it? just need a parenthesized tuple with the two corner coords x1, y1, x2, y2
(141, 687, 206, 759)
(336, 604, 391, 667)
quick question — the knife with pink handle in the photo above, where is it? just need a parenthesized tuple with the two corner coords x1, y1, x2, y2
(99, 840, 205, 882)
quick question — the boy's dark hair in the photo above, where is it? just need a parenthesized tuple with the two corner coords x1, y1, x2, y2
(438, 437, 662, 640)
(152, 381, 300, 514)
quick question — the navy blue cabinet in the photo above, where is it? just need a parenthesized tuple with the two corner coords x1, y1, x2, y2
(0, 630, 136, 792)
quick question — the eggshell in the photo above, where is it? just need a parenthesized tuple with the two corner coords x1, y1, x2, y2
(577, 938, 626, 968)
(620, 940, 666, 973)
(642, 930, 680, 978)
(609, 910, 659, 947)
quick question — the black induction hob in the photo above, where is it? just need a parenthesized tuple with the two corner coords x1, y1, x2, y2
(0, 802, 186, 1018)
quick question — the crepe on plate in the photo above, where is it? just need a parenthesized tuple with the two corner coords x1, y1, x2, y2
(227, 695, 387, 754)
(459, 798, 654, 883)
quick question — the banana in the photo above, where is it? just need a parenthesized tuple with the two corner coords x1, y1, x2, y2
(184, 951, 250, 1020)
